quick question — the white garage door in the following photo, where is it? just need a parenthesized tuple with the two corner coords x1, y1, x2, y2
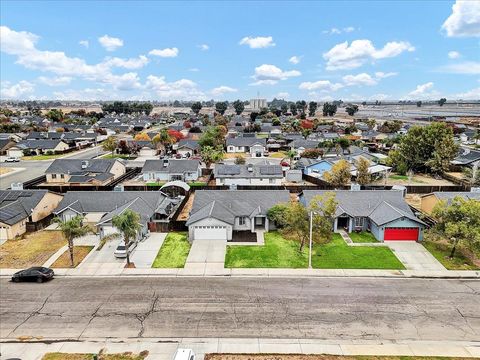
(194, 226, 227, 240)
(0, 226, 7, 241)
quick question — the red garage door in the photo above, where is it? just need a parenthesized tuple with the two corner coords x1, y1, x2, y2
(384, 227, 419, 241)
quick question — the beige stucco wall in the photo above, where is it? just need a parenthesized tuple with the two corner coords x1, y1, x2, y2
(420, 195, 439, 215)
(0, 220, 26, 240)
(109, 160, 127, 179)
(31, 192, 63, 222)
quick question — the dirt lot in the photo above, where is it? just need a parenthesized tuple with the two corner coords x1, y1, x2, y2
(51, 245, 94, 268)
(0, 231, 66, 268)
(405, 193, 422, 208)
(177, 193, 194, 221)
(205, 355, 473, 360)
(373, 173, 455, 186)
(0, 167, 14, 175)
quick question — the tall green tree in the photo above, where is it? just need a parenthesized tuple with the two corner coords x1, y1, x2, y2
(232, 100, 245, 115)
(323, 159, 351, 187)
(54, 216, 92, 267)
(345, 104, 359, 116)
(102, 136, 117, 157)
(438, 98, 447, 107)
(191, 102, 203, 115)
(215, 101, 228, 115)
(432, 197, 480, 258)
(322, 102, 337, 116)
(200, 145, 224, 168)
(289, 103, 298, 116)
(356, 157, 371, 185)
(308, 101, 318, 117)
(198, 126, 225, 148)
(112, 209, 142, 266)
(281, 104, 289, 115)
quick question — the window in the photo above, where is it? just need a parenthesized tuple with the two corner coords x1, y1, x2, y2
(238, 217, 246, 225)
(355, 217, 364, 227)
(60, 174, 64, 179)
(52, 174, 57, 179)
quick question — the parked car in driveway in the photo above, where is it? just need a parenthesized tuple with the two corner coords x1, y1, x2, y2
(4, 157, 20, 162)
(173, 348, 195, 360)
(114, 241, 137, 258)
(11, 267, 54, 283)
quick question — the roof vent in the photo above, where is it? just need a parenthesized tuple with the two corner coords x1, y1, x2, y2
(81, 160, 89, 169)
(10, 182, 23, 190)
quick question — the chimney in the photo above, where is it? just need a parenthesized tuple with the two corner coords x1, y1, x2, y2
(81, 160, 88, 169)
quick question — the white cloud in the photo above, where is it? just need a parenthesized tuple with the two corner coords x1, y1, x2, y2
(323, 27, 355, 35)
(307, 92, 334, 102)
(198, 44, 209, 51)
(0, 80, 35, 99)
(452, 87, 480, 100)
(299, 80, 344, 92)
(448, 51, 461, 59)
(289, 56, 301, 64)
(442, 0, 480, 37)
(188, 68, 200, 72)
(144, 75, 205, 100)
(53, 88, 118, 101)
(369, 93, 391, 101)
(0, 26, 38, 55)
(375, 71, 397, 79)
(323, 39, 415, 70)
(239, 36, 275, 49)
(407, 82, 440, 99)
(342, 73, 377, 86)
(102, 55, 149, 69)
(211, 86, 238, 96)
(79, 40, 89, 48)
(102, 72, 142, 91)
(149, 47, 179, 58)
(438, 61, 480, 74)
(37, 76, 72, 86)
(276, 92, 289, 99)
(98, 35, 123, 51)
(250, 64, 301, 85)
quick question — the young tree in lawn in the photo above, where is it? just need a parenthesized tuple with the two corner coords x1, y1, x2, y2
(432, 197, 480, 258)
(232, 100, 245, 115)
(323, 159, 351, 187)
(54, 216, 92, 267)
(102, 136, 117, 157)
(112, 209, 142, 267)
(355, 157, 371, 185)
(308, 101, 318, 117)
(191, 101, 203, 115)
(200, 145, 224, 168)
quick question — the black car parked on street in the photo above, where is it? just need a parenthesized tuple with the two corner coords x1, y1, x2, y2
(11, 267, 54, 283)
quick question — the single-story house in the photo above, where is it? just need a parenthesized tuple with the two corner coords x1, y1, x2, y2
(186, 190, 290, 241)
(420, 191, 480, 215)
(290, 139, 320, 155)
(0, 139, 15, 155)
(142, 159, 201, 182)
(176, 139, 200, 157)
(0, 190, 63, 240)
(45, 159, 126, 186)
(54, 191, 179, 238)
(299, 190, 426, 242)
(226, 137, 266, 157)
(214, 164, 283, 186)
(8, 140, 69, 158)
(451, 148, 480, 169)
(297, 159, 334, 177)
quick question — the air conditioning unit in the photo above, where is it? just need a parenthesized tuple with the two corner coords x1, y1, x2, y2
(10, 182, 23, 190)
(81, 160, 89, 169)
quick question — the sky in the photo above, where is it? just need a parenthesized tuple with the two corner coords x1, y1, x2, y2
(0, 0, 479, 102)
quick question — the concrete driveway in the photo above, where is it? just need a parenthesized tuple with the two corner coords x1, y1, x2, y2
(386, 241, 446, 271)
(130, 233, 166, 268)
(184, 239, 226, 275)
(77, 239, 125, 275)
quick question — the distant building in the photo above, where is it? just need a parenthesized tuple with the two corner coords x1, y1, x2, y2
(249, 98, 267, 110)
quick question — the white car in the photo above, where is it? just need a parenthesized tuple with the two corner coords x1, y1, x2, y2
(4, 157, 20, 162)
(173, 349, 195, 360)
(113, 241, 137, 258)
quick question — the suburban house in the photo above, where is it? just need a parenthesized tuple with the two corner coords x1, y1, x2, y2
(45, 159, 126, 186)
(214, 163, 283, 186)
(290, 139, 320, 155)
(186, 190, 290, 241)
(0, 190, 63, 240)
(175, 139, 200, 157)
(420, 191, 480, 215)
(226, 137, 267, 157)
(54, 191, 180, 238)
(451, 148, 480, 170)
(7, 140, 69, 158)
(141, 159, 202, 182)
(0, 139, 15, 155)
(299, 190, 426, 242)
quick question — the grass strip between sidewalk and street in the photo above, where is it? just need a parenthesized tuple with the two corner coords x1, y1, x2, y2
(205, 354, 478, 360)
(151, 232, 191, 268)
(42, 351, 148, 360)
(51, 245, 94, 268)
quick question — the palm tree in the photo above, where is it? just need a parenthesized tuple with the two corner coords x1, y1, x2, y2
(112, 209, 142, 266)
(54, 216, 92, 267)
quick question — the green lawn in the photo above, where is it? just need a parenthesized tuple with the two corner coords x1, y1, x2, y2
(225, 232, 405, 269)
(349, 231, 378, 243)
(312, 234, 405, 269)
(22, 153, 66, 160)
(146, 182, 166, 186)
(423, 241, 479, 270)
(225, 231, 308, 268)
(101, 153, 135, 160)
(151, 232, 191, 268)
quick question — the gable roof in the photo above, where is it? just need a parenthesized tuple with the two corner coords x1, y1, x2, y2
(14, 139, 65, 150)
(214, 164, 283, 179)
(451, 148, 480, 165)
(142, 159, 200, 173)
(45, 159, 120, 174)
(186, 190, 290, 226)
(300, 190, 424, 226)
(226, 137, 266, 147)
(0, 190, 52, 225)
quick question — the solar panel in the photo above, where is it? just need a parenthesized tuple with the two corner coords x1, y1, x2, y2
(259, 166, 281, 175)
(218, 166, 241, 175)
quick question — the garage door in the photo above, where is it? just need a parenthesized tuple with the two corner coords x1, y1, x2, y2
(0, 227, 7, 241)
(384, 227, 419, 241)
(194, 226, 227, 240)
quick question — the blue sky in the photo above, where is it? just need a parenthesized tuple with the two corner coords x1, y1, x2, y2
(1, 0, 479, 101)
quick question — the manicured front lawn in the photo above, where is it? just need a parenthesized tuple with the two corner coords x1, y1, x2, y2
(423, 241, 479, 270)
(225, 232, 404, 269)
(42, 352, 147, 360)
(0, 231, 66, 268)
(146, 182, 166, 186)
(151, 232, 191, 268)
(349, 231, 378, 243)
(22, 153, 66, 160)
(225, 231, 308, 268)
(312, 234, 405, 269)
(268, 151, 287, 159)
(51, 245, 94, 268)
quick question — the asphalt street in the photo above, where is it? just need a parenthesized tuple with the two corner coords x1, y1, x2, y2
(0, 277, 479, 341)
(0, 146, 107, 189)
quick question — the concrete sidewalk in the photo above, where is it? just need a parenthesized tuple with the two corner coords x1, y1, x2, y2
(1, 338, 479, 360)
